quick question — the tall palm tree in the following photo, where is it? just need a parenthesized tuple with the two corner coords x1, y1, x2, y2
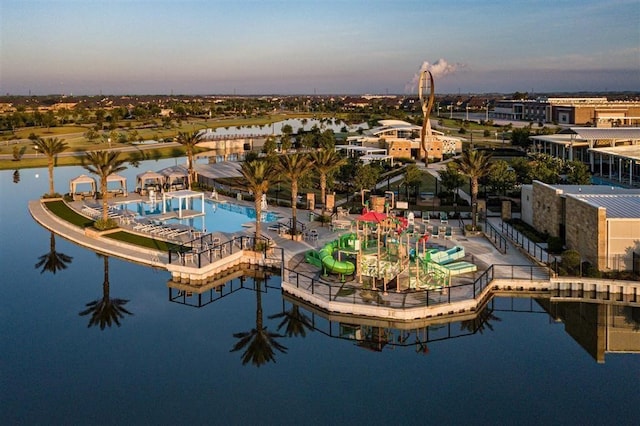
(310, 148, 347, 213)
(240, 159, 275, 248)
(33, 137, 68, 196)
(35, 232, 73, 274)
(276, 153, 311, 239)
(454, 149, 491, 230)
(174, 130, 204, 189)
(82, 150, 128, 223)
(79, 255, 133, 330)
(231, 276, 287, 366)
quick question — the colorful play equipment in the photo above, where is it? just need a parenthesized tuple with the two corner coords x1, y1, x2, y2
(306, 208, 478, 291)
(305, 238, 356, 280)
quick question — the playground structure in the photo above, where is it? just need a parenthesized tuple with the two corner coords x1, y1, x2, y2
(305, 235, 356, 281)
(305, 206, 478, 291)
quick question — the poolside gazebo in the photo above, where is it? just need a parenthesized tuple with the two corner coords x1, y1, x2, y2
(106, 173, 128, 197)
(136, 171, 164, 195)
(159, 165, 189, 191)
(69, 174, 97, 200)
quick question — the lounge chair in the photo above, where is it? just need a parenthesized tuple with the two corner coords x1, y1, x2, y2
(444, 226, 452, 240)
(440, 212, 448, 224)
(430, 225, 439, 238)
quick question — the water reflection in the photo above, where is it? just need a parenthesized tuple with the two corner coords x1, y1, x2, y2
(460, 307, 502, 334)
(78, 255, 133, 330)
(35, 232, 74, 275)
(231, 273, 288, 367)
(278, 294, 501, 355)
(538, 298, 640, 363)
(268, 302, 314, 338)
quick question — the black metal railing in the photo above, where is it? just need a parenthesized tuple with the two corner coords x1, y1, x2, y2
(167, 233, 275, 268)
(282, 264, 551, 310)
(500, 220, 558, 265)
(483, 219, 508, 254)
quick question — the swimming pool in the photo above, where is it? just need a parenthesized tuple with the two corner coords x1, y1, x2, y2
(591, 176, 627, 188)
(118, 198, 280, 233)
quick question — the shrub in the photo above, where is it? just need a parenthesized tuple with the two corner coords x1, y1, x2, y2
(94, 218, 119, 231)
(561, 249, 581, 274)
(582, 261, 601, 278)
(316, 214, 332, 224)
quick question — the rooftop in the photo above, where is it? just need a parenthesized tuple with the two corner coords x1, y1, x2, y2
(570, 194, 640, 218)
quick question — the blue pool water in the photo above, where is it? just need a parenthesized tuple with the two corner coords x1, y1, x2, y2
(118, 197, 279, 233)
(171, 199, 280, 232)
(591, 176, 627, 188)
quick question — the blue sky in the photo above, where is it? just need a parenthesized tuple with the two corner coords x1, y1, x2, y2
(1, 0, 638, 95)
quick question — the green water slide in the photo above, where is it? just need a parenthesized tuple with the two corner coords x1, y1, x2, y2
(305, 240, 355, 276)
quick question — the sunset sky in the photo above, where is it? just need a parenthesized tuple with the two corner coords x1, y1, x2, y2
(1, 0, 638, 95)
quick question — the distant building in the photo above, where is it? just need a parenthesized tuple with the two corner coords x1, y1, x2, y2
(521, 181, 640, 271)
(529, 127, 640, 187)
(338, 119, 462, 162)
(492, 97, 640, 126)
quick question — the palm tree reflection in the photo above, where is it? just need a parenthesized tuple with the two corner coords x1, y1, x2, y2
(79, 255, 133, 330)
(460, 306, 501, 334)
(231, 275, 287, 366)
(268, 303, 314, 338)
(35, 232, 73, 275)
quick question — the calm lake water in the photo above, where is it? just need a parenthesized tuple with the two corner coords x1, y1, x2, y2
(1, 158, 639, 425)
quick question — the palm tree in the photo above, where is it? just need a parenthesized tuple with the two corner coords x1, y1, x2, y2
(174, 130, 204, 189)
(276, 153, 311, 239)
(231, 276, 287, 366)
(454, 149, 491, 230)
(310, 148, 347, 213)
(33, 137, 68, 196)
(79, 255, 133, 330)
(82, 150, 128, 223)
(240, 159, 275, 248)
(268, 304, 313, 338)
(35, 232, 73, 274)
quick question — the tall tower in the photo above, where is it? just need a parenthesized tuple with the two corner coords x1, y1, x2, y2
(419, 70, 435, 166)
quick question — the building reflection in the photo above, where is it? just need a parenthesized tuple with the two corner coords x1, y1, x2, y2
(167, 266, 639, 363)
(167, 264, 279, 308)
(537, 298, 640, 363)
(279, 293, 505, 355)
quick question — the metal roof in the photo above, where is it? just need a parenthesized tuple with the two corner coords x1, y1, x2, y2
(570, 127, 640, 140)
(588, 144, 640, 162)
(570, 194, 640, 218)
(551, 184, 640, 196)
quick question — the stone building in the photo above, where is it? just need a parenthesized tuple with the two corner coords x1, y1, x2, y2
(341, 119, 462, 162)
(521, 181, 640, 271)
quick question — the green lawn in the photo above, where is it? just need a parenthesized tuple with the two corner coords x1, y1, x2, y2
(43, 199, 184, 252)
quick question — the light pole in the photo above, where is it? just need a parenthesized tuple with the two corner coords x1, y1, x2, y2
(33, 145, 39, 157)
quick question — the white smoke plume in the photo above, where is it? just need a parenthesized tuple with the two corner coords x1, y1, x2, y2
(406, 58, 462, 93)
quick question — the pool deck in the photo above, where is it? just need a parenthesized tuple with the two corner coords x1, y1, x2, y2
(29, 193, 538, 276)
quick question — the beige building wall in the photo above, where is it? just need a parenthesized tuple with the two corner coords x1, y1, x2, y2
(564, 195, 607, 270)
(606, 219, 640, 270)
(386, 139, 412, 158)
(532, 181, 564, 237)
